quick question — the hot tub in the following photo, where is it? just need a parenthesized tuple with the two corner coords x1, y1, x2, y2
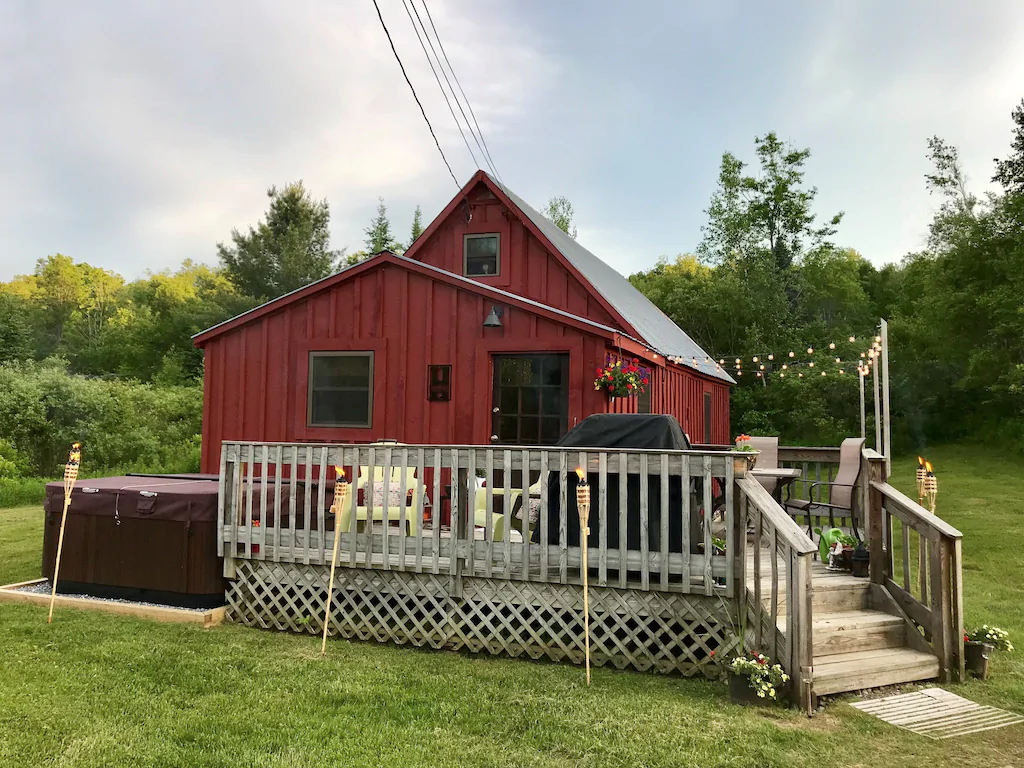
(42, 475, 224, 608)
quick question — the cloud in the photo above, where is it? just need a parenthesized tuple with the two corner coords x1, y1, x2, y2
(0, 0, 553, 279)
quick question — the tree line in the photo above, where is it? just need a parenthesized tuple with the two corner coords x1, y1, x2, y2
(630, 99, 1024, 451)
(1, 96, 1021, 483)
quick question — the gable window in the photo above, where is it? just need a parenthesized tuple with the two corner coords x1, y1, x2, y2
(464, 233, 500, 276)
(307, 352, 373, 428)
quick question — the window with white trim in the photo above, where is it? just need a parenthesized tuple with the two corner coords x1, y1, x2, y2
(464, 233, 500, 276)
(307, 352, 373, 427)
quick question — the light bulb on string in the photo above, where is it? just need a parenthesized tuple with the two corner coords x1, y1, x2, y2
(849, 336, 856, 343)
(756, 371, 762, 378)
(807, 347, 814, 354)
(860, 352, 866, 358)
(735, 358, 740, 364)
(789, 351, 795, 358)
(759, 364, 765, 370)
(829, 342, 836, 350)
(835, 357, 841, 364)
(719, 359, 725, 365)
(753, 356, 759, 363)
(809, 361, 815, 368)
(875, 335, 881, 343)
(782, 364, 788, 370)
(768, 354, 774, 361)
(780, 372, 785, 378)
(798, 373, 804, 378)
(821, 371, 826, 376)
(737, 370, 742, 376)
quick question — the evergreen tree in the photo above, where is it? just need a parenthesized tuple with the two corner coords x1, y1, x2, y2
(409, 205, 424, 245)
(364, 197, 400, 254)
(218, 181, 339, 301)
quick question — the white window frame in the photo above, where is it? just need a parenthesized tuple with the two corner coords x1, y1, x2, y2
(307, 351, 374, 428)
(463, 233, 501, 277)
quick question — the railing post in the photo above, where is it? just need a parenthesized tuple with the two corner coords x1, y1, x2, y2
(866, 454, 887, 584)
(930, 538, 953, 682)
(792, 550, 814, 715)
(951, 538, 965, 682)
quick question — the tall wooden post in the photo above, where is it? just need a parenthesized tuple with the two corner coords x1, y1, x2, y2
(880, 319, 892, 474)
(866, 453, 887, 584)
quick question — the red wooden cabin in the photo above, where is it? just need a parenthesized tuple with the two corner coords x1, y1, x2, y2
(193, 171, 733, 473)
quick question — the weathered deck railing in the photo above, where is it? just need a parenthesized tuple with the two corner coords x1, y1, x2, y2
(218, 442, 734, 595)
(737, 477, 817, 713)
(863, 448, 965, 681)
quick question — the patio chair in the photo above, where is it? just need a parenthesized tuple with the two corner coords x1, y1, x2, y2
(474, 474, 543, 541)
(341, 464, 422, 536)
(785, 437, 865, 542)
(747, 436, 780, 497)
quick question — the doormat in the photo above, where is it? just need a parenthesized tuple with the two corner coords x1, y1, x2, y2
(850, 687, 1024, 739)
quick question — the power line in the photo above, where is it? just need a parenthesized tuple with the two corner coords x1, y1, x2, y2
(398, 0, 481, 171)
(418, 0, 504, 186)
(406, 0, 500, 183)
(370, 0, 461, 191)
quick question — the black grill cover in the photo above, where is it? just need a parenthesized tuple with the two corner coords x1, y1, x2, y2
(535, 414, 700, 554)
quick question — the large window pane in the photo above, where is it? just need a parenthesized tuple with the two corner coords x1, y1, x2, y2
(307, 352, 373, 427)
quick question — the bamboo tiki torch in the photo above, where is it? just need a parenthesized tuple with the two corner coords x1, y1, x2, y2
(575, 467, 592, 685)
(916, 456, 927, 507)
(48, 442, 81, 624)
(321, 466, 350, 655)
(924, 462, 937, 514)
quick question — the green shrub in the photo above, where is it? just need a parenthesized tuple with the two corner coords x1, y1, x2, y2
(0, 358, 203, 480)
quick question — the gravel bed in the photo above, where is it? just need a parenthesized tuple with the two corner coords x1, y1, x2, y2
(10, 580, 213, 613)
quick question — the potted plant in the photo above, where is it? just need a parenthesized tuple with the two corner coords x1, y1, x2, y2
(594, 357, 650, 399)
(728, 651, 789, 706)
(964, 625, 1013, 679)
(731, 434, 760, 474)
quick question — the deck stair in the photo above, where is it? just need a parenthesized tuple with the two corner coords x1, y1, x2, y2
(760, 562, 940, 697)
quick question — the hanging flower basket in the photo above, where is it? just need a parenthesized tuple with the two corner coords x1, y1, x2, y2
(594, 358, 650, 398)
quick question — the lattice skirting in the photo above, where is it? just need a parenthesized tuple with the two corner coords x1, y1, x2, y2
(226, 561, 739, 676)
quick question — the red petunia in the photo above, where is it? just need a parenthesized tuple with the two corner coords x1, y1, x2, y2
(626, 383, 633, 390)
(632, 358, 638, 364)
(596, 367, 603, 375)
(609, 385, 615, 391)
(642, 377, 649, 385)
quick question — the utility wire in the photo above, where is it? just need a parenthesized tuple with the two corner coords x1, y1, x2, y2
(418, 0, 504, 187)
(370, 0, 461, 191)
(407, 0, 500, 183)
(399, 0, 481, 171)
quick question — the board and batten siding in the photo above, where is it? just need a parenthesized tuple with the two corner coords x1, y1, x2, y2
(199, 260, 730, 473)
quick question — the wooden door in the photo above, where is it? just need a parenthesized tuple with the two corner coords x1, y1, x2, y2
(491, 354, 569, 445)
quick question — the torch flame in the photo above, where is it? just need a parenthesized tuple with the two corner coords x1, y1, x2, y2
(575, 467, 585, 482)
(335, 466, 346, 480)
(69, 442, 81, 464)
(925, 461, 933, 474)
(917, 456, 924, 466)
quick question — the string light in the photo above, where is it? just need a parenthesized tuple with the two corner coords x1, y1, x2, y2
(780, 372, 785, 378)
(809, 361, 814, 368)
(821, 371, 826, 376)
(829, 342, 836, 350)
(753, 356, 759, 363)
(768, 354, 774, 361)
(849, 336, 856, 343)
(759, 364, 765, 370)
(756, 371, 762, 377)
(782, 364, 788, 370)
(835, 357, 841, 363)
(807, 347, 814, 354)
(789, 351, 795, 358)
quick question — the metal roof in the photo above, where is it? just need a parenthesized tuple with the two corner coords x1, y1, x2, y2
(490, 174, 734, 383)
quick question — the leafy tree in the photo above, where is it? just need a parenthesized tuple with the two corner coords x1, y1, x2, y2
(698, 133, 843, 271)
(544, 196, 577, 238)
(218, 182, 340, 301)
(33, 254, 87, 349)
(798, 248, 870, 330)
(364, 197, 401, 254)
(0, 294, 33, 363)
(409, 205, 425, 245)
(993, 98, 1024, 194)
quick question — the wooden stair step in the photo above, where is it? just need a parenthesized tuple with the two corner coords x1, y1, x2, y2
(813, 648, 939, 696)
(809, 610, 906, 655)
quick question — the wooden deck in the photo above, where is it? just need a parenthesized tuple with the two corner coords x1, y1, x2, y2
(216, 441, 965, 711)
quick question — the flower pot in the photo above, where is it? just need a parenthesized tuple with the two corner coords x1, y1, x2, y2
(965, 641, 994, 679)
(730, 451, 760, 476)
(727, 671, 782, 706)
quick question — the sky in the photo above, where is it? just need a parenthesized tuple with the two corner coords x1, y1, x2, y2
(2, 0, 1023, 282)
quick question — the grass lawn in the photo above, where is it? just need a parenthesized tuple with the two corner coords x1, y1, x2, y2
(0, 445, 1021, 767)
